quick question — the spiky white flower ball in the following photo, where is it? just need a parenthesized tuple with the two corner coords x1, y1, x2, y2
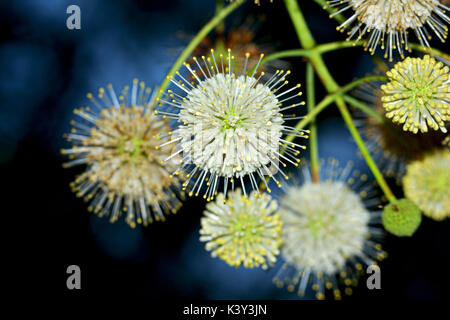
(327, 0, 450, 60)
(403, 149, 450, 220)
(274, 160, 386, 299)
(178, 74, 283, 177)
(381, 55, 449, 134)
(62, 79, 183, 228)
(281, 182, 369, 274)
(157, 49, 307, 201)
(200, 189, 282, 269)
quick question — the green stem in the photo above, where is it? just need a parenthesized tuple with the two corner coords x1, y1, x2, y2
(286, 95, 334, 143)
(262, 41, 364, 65)
(284, 0, 397, 202)
(336, 96, 396, 203)
(215, 0, 225, 37)
(316, 41, 363, 54)
(284, 0, 315, 49)
(285, 75, 384, 142)
(340, 75, 387, 93)
(343, 95, 385, 124)
(262, 49, 311, 64)
(408, 43, 450, 61)
(156, 0, 245, 100)
(306, 63, 319, 182)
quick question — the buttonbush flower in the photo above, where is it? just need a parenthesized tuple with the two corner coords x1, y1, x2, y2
(157, 49, 307, 201)
(199, 189, 282, 269)
(381, 55, 449, 134)
(354, 80, 447, 184)
(403, 149, 450, 220)
(326, 0, 450, 60)
(62, 79, 183, 228)
(274, 160, 386, 300)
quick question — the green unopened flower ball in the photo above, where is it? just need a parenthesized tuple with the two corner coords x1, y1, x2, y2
(382, 199, 421, 237)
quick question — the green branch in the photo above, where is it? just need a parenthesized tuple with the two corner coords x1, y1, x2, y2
(156, 0, 245, 100)
(306, 63, 319, 182)
(335, 96, 396, 203)
(262, 41, 365, 65)
(285, 75, 384, 142)
(284, 0, 397, 203)
(286, 95, 334, 143)
(215, 0, 226, 37)
(343, 95, 385, 124)
(262, 49, 311, 64)
(284, 0, 315, 49)
(316, 41, 363, 54)
(408, 43, 450, 61)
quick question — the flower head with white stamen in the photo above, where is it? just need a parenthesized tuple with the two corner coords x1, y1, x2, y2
(157, 49, 307, 201)
(381, 55, 449, 134)
(326, 0, 450, 61)
(62, 79, 183, 228)
(274, 159, 386, 300)
(200, 189, 282, 269)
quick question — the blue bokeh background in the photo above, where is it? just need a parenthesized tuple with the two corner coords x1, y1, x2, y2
(2, 0, 449, 300)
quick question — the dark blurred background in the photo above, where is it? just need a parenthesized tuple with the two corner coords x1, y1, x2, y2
(2, 0, 449, 300)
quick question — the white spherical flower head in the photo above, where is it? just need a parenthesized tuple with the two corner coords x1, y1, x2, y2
(177, 73, 282, 178)
(62, 79, 183, 227)
(274, 160, 386, 299)
(327, 0, 450, 60)
(280, 182, 369, 275)
(157, 49, 307, 201)
(381, 55, 449, 134)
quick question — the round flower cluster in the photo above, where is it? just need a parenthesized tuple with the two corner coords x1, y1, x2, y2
(403, 149, 450, 220)
(274, 160, 386, 299)
(326, 0, 450, 60)
(199, 189, 283, 269)
(381, 55, 449, 134)
(354, 80, 447, 184)
(62, 79, 183, 227)
(157, 49, 307, 201)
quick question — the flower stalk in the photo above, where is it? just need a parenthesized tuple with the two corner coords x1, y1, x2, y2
(283, 0, 397, 203)
(306, 63, 319, 183)
(285, 75, 388, 141)
(156, 0, 245, 100)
